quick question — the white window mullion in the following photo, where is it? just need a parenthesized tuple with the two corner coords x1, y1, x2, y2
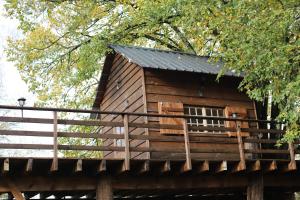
(202, 107, 207, 133)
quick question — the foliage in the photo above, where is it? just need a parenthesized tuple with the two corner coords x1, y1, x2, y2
(59, 115, 103, 158)
(4, 0, 300, 139)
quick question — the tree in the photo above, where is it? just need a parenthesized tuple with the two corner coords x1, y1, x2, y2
(4, 0, 299, 139)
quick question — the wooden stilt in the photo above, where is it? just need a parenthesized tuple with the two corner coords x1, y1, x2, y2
(5, 178, 25, 200)
(247, 173, 263, 200)
(96, 175, 113, 200)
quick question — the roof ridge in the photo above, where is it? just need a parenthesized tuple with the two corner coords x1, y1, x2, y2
(109, 44, 210, 58)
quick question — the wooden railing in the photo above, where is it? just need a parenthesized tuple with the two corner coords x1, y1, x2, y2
(0, 105, 297, 172)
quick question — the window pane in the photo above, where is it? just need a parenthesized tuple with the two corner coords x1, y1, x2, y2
(206, 109, 212, 116)
(218, 109, 224, 117)
(197, 108, 202, 115)
(212, 109, 217, 116)
(190, 109, 196, 115)
(116, 139, 124, 147)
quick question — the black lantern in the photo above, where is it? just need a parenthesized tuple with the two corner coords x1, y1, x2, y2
(17, 97, 26, 117)
(17, 97, 26, 107)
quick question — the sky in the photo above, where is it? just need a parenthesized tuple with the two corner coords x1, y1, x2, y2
(0, 0, 52, 156)
(0, 0, 29, 104)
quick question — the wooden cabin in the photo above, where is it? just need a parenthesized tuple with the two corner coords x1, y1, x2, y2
(0, 45, 298, 200)
(93, 45, 259, 160)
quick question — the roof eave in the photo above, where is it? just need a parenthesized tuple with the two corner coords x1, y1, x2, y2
(92, 51, 116, 111)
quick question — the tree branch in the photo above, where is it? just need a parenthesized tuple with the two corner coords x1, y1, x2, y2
(144, 34, 181, 51)
(168, 24, 196, 53)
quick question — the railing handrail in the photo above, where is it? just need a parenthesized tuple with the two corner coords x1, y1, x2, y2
(0, 104, 295, 171)
(0, 104, 284, 124)
(0, 108, 296, 171)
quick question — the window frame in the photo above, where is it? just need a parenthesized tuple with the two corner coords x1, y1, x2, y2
(184, 105, 225, 134)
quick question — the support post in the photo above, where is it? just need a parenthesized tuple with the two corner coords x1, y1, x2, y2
(247, 173, 264, 200)
(288, 142, 297, 170)
(236, 121, 246, 170)
(5, 178, 25, 200)
(183, 119, 192, 171)
(96, 175, 113, 200)
(123, 114, 130, 171)
(51, 111, 58, 171)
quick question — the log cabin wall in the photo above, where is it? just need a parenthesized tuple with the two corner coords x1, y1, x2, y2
(144, 68, 257, 160)
(100, 53, 148, 159)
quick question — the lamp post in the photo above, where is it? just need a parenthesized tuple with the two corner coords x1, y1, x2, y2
(17, 97, 26, 118)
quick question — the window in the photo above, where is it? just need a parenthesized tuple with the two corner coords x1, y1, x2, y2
(114, 127, 125, 147)
(184, 106, 225, 133)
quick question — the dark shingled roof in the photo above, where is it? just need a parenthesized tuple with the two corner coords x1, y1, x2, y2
(110, 44, 241, 77)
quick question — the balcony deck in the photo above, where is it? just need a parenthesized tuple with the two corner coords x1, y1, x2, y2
(0, 105, 299, 200)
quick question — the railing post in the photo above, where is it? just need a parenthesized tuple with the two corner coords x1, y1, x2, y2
(123, 114, 130, 171)
(288, 142, 297, 170)
(51, 111, 58, 171)
(183, 118, 192, 171)
(236, 120, 246, 170)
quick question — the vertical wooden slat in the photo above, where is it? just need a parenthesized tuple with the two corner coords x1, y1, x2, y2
(236, 121, 246, 170)
(51, 111, 58, 171)
(123, 114, 130, 171)
(25, 158, 33, 173)
(288, 142, 297, 170)
(2, 158, 9, 173)
(98, 160, 107, 173)
(183, 119, 192, 171)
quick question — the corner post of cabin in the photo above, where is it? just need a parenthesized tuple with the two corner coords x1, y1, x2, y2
(236, 119, 246, 170)
(122, 114, 130, 171)
(247, 173, 264, 200)
(183, 117, 192, 171)
(51, 110, 58, 171)
(96, 175, 113, 200)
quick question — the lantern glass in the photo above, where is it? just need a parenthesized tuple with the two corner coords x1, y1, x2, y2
(232, 113, 238, 118)
(17, 98, 26, 107)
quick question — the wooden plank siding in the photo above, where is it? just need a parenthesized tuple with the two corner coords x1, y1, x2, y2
(99, 54, 148, 159)
(143, 69, 257, 160)
(98, 53, 258, 160)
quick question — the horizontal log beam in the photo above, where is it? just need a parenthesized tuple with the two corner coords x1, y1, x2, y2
(0, 173, 300, 196)
(0, 104, 281, 124)
(1, 130, 293, 147)
(0, 143, 291, 155)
